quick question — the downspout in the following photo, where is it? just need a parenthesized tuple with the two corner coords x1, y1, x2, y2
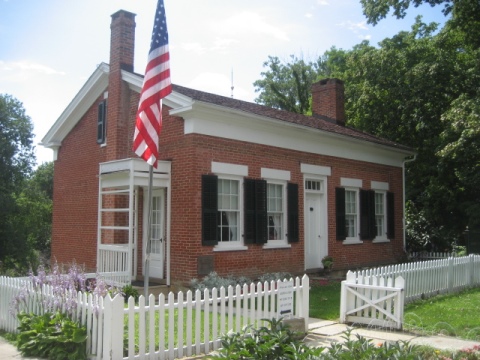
(402, 154, 417, 252)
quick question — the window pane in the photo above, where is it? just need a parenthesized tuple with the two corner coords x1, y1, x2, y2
(375, 192, 385, 237)
(267, 184, 284, 240)
(345, 190, 357, 238)
(217, 179, 240, 242)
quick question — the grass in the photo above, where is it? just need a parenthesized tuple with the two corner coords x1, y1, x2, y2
(404, 286, 480, 340)
(309, 280, 342, 320)
(309, 279, 480, 342)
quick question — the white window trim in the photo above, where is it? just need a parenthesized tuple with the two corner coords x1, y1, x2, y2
(213, 174, 247, 252)
(343, 187, 363, 245)
(262, 179, 290, 249)
(372, 189, 389, 243)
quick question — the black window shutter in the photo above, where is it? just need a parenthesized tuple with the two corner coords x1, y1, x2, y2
(244, 179, 267, 244)
(360, 190, 375, 240)
(287, 183, 299, 243)
(387, 191, 395, 239)
(202, 175, 218, 246)
(336, 187, 346, 240)
(97, 100, 106, 144)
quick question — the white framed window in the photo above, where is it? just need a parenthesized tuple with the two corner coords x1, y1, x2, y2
(345, 189, 359, 240)
(371, 181, 390, 243)
(374, 191, 388, 242)
(261, 168, 290, 248)
(217, 177, 242, 246)
(267, 182, 286, 243)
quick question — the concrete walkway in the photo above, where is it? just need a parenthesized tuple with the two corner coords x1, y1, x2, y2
(306, 318, 480, 352)
(2, 319, 480, 359)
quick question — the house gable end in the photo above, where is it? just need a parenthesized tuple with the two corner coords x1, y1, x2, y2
(40, 63, 110, 158)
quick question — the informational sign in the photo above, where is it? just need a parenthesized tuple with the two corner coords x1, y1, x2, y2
(277, 280, 294, 318)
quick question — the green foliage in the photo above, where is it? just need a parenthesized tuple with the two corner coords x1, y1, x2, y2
(207, 317, 325, 359)
(253, 55, 321, 114)
(16, 311, 87, 360)
(309, 281, 341, 321)
(323, 330, 421, 360)
(190, 272, 252, 293)
(257, 272, 293, 283)
(122, 284, 140, 303)
(321, 256, 334, 271)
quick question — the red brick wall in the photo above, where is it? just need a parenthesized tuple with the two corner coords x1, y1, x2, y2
(51, 97, 108, 272)
(155, 110, 405, 282)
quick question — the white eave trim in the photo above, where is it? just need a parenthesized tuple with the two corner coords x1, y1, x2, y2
(40, 63, 110, 148)
(173, 100, 414, 167)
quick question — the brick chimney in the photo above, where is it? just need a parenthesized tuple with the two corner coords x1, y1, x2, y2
(106, 10, 136, 161)
(311, 78, 346, 126)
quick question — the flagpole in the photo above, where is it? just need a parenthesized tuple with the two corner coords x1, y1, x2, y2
(144, 164, 154, 303)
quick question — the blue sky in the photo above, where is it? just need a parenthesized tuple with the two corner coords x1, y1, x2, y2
(0, 0, 447, 166)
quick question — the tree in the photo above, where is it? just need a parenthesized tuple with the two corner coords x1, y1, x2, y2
(0, 94, 36, 274)
(360, 0, 480, 49)
(253, 49, 350, 114)
(16, 162, 54, 259)
(253, 55, 322, 114)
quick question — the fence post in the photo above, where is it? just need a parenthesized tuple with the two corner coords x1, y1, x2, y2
(102, 294, 124, 360)
(301, 275, 309, 331)
(447, 257, 454, 293)
(469, 254, 475, 287)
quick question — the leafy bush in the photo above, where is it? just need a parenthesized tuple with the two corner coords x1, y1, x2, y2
(207, 317, 324, 359)
(258, 272, 292, 283)
(8, 261, 121, 359)
(122, 284, 140, 303)
(16, 311, 87, 360)
(190, 272, 251, 293)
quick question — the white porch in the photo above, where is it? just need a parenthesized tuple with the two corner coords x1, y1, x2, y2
(97, 158, 171, 287)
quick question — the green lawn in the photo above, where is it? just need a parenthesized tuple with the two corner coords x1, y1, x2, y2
(309, 281, 342, 321)
(404, 287, 480, 340)
(309, 280, 480, 341)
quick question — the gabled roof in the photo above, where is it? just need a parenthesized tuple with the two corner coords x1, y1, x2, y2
(41, 65, 414, 161)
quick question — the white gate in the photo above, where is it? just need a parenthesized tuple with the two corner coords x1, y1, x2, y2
(340, 271, 405, 329)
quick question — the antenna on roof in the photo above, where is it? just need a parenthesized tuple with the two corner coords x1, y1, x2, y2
(231, 68, 234, 98)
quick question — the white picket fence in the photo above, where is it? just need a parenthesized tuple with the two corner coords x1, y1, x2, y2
(340, 273, 405, 329)
(348, 254, 480, 303)
(0, 275, 310, 360)
(409, 251, 456, 261)
(340, 254, 480, 329)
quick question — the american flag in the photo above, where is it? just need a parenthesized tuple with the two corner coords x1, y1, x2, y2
(133, 0, 172, 168)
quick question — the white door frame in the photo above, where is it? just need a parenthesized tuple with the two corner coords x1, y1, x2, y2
(143, 188, 166, 279)
(303, 176, 328, 270)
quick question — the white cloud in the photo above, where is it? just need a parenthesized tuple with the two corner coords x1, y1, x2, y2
(211, 11, 289, 42)
(317, 0, 329, 5)
(305, 13, 313, 18)
(179, 42, 206, 55)
(337, 20, 369, 32)
(0, 60, 65, 76)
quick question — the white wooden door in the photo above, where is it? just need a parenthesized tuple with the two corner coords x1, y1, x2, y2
(145, 189, 165, 279)
(305, 192, 327, 270)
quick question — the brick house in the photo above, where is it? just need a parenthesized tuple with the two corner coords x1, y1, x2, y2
(41, 10, 414, 286)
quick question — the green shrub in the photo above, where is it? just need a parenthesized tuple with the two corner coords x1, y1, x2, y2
(258, 272, 293, 283)
(190, 272, 251, 293)
(122, 284, 140, 303)
(207, 317, 324, 359)
(16, 311, 87, 360)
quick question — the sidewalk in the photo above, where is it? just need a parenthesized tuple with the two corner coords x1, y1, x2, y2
(2, 319, 480, 359)
(306, 318, 480, 352)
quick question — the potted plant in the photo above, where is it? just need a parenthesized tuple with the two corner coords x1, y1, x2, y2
(321, 255, 334, 273)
